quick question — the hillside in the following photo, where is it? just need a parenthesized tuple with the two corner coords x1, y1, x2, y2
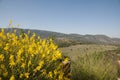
(1, 28, 120, 46)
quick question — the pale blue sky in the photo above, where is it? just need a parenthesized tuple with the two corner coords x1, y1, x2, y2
(0, 0, 120, 38)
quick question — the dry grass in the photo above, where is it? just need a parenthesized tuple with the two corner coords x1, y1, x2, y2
(60, 44, 118, 80)
(60, 44, 117, 61)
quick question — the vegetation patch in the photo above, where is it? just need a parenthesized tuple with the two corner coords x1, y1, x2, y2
(71, 52, 117, 80)
(0, 29, 70, 80)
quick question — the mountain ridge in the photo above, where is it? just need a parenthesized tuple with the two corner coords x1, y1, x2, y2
(1, 28, 120, 46)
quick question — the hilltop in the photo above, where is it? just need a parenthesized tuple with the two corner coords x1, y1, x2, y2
(1, 28, 120, 47)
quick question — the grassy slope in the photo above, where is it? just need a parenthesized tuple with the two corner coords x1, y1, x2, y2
(60, 44, 117, 61)
(60, 44, 119, 80)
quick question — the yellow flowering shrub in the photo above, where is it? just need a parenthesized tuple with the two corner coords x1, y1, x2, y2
(0, 28, 70, 80)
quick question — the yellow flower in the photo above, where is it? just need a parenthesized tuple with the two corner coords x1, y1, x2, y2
(38, 61, 44, 67)
(28, 30, 30, 34)
(14, 30, 16, 33)
(19, 73, 23, 78)
(50, 43, 57, 50)
(1, 64, 5, 69)
(1, 28, 4, 33)
(42, 39, 46, 45)
(63, 57, 70, 64)
(34, 61, 44, 72)
(38, 36, 40, 39)
(9, 75, 15, 80)
(28, 47, 33, 53)
(41, 69, 46, 76)
(48, 71, 53, 78)
(28, 61, 31, 67)
(58, 73, 63, 80)
(17, 48, 23, 55)
(9, 54, 14, 60)
(9, 54, 15, 67)
(54, 69, 58, 75)
(0, 28, 67, 80)
(32, 33, 36, 37)
(21, 63, 25, 68)
(0, 77, 2, 80)
(52, 51, 62, 61)
(9, 61, 15, 67)
(0, 54, 4, 61)
(24, 72, 30, 78)
(0, 43, 2, 47)
(56, 51, 62, 58)
(3, 71, 8, 77)
(4, 43, 9, 50)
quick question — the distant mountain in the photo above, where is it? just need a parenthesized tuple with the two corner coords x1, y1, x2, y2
(1, 28, 120, 46)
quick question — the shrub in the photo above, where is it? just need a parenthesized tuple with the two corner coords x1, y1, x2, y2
(72, 52, 117, 80)
(0, 28, 70, 80)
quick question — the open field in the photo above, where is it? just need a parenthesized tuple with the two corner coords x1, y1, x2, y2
(60, 44, 120, 80)
(60, 44, 118, 61)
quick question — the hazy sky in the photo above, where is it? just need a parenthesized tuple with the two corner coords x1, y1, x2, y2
(0, 0, 120, 38)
